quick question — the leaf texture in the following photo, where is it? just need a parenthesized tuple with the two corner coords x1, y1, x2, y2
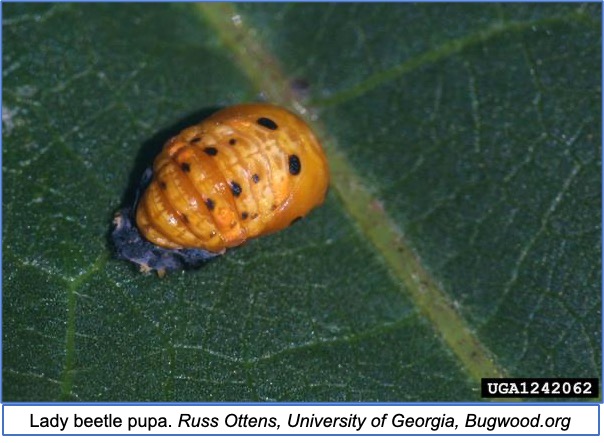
(3, 3, 600, 402)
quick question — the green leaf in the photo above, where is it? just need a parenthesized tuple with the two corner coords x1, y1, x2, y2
(3, 3, 600, 402)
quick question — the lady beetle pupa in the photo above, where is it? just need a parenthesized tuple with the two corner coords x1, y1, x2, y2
(112, 103, 330, 275)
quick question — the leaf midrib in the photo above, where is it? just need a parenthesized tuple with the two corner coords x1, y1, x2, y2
(193, 3, 589, 384)
(199, 6, 594, 386)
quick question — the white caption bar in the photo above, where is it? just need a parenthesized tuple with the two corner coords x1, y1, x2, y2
(3, 404, 598, 436)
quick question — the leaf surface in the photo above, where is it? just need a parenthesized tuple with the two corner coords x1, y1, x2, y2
(3, 3, 600, 401)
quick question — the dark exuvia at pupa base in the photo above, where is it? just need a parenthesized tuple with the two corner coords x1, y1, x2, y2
(112, 168, 220, 276)
(112, 208, 220, 275)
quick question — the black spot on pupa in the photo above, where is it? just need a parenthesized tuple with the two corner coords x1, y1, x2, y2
(205, 198, 215, 211)
(181, 162, 191, 172)
(229, 181, 242, 197)
(252, 174, 260, 183)
(229, 138, 237, 146)
(159, 181, 167, 190)
(241, 211, 249, 220)
(190, 137, 202, 143)
(289, 154, 301, 175)
(204, 147, 218, 156)
(181, 213, 189, 224)
(290, 216, 302, 225)
(257, 117, 278, 130)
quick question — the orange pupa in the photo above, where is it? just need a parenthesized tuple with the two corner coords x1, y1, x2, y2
(113, 103, 330, 275)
